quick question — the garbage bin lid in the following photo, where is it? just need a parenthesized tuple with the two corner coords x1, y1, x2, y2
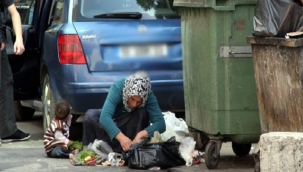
(247, 36, 303, 47)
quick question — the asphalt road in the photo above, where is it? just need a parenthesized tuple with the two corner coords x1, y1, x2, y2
(0, 112, 256, 172)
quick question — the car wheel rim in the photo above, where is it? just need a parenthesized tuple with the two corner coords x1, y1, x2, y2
(43, 77, 51, 129)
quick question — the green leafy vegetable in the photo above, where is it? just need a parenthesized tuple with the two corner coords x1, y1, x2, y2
(80, 151, 96, 160)
(69, 141, 83, 151)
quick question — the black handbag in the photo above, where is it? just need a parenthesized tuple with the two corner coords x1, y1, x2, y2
(121, 137, 185, 169)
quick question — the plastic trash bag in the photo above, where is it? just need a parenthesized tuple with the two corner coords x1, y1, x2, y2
(253, 0, 303, 37)
(161, 111, 189, 142)
(121, 136, 185, 169)
(87, 139, 113, 159)
(179, 137, 196, 166)
(107, 152, 123, 166)
(150, 131, 164, 143)
(179, 137, 206, 166)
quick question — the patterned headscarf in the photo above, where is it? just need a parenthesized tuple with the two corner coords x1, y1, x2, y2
(122, 71, 151, 112)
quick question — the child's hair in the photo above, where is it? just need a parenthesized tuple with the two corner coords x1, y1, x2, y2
(55, 101, 71, 120)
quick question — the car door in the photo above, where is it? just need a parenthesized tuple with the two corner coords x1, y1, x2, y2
(6, 0, 41, 100)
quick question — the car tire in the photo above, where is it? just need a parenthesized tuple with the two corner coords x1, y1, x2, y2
(15, 101, 35, 121)
(42, 74, 56, 133)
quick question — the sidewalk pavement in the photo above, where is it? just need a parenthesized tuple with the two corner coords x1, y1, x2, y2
(0, 115, 255, 172)
(0, 139, 255, 172)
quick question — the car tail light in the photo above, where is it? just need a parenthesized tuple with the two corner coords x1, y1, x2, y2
(58, 34, 86, 64)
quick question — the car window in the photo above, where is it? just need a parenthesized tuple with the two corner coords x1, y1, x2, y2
(78, 0, 179, 20)
(50, 0, 64, 24)
(15, 0, 35, 24)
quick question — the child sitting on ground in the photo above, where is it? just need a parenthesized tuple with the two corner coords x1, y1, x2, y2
(43, 101, 75, 158)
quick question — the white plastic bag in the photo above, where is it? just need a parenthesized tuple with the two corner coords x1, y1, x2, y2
(179, 136, 205, 166)
(150, 131, 163, 143)
(179, 137, 196, 166)
(87, 139, 113, 159)
(108, 152, 122, 166)
(161, 111, 189, 142)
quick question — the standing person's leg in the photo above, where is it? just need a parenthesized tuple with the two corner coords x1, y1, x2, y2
(0, 49, 3, 145)
(0, 50, 30, 142)
(0, 49, 3, 146)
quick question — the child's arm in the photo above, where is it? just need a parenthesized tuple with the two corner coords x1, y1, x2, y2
(66, 114, 73, 127)
(54, 130, 71, 146)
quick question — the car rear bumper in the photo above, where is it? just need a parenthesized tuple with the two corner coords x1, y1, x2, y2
(59, 81, 185, 114)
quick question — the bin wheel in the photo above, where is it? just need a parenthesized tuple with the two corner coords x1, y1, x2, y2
(205, 142, 220, 169)
(232, 142, 251, 157)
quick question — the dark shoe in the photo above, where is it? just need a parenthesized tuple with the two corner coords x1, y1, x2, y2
(1, 129, 31, 143)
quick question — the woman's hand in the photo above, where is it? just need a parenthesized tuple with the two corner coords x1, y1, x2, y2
(132, 130, 148, 144)
(116, 132, 133, 151)
(0, 42, 5, 51)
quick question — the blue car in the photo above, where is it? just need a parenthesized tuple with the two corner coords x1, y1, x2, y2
(9, 0, 184, 130)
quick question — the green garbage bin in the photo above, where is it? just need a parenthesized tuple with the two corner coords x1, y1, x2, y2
(174, 0, 261, 169)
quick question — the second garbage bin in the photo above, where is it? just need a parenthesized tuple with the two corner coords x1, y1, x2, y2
(174, 0, 261, 169)
(247, 36, 303, 133)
